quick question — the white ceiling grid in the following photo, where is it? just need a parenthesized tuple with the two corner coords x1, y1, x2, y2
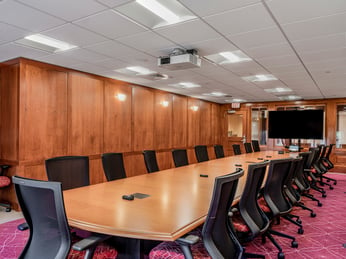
(0, 0, 345, 103)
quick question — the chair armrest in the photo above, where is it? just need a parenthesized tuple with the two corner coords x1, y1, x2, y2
(176, 234, 200, 246)
(72, 233, 110, 251)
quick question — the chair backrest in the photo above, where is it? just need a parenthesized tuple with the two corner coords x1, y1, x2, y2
(251, 140, 261, 152)
(45, 156, 89, 190)
(194, 145, 209, 162)
(284, 157, 303, 203)
(172, 149, 189, 167)
(101, 153, 127, 181)
(214, 145, 225, 159)
(295, 151, 311, 190)
(202, 169, 244, 259)
(232, 144, 242, 155)
(325, 143, 334, 159)
(263, 158, 293, 217)
(238, 162, 270, 239)
(244, 142, 253, 153)
(12, 176, 71, 259)
(143, 150, 159, 173)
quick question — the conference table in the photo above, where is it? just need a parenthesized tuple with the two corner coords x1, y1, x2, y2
(63, 150, 295, 258)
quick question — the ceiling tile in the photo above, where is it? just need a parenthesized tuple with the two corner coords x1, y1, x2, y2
(0, 22, 28, 44)
(204, 3, 276, 36)
(117, 31, 176, 56)
(58, 48, 110, 63)
(0, 43, 48, 61)
(16, 0, 107, 21)
(282, 12, 346, 41)
(246, 43, 295, 59)
(155, 19, 220, 46)
(43, 23, 108, 47)
(178, 0, 261, 17)
(266, 0, 346, 24)
(186, 37, 238, 56)
(292, 33, 346, 54)
(228, 27, 286, 49)
(74, 10, 147, 39)
(0, 1, 65, 31)
(95, 0, 132, 8)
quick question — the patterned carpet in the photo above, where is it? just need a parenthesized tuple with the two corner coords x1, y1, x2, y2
(1, 173, 345, 259)
(244, 173, 346, 259)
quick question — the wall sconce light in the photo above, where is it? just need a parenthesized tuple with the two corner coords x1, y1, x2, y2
(161, 100, 169, 107)
(191, 105, 199, 111)
(116, 93, 126, 101)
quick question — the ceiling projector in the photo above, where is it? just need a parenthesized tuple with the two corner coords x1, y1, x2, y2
(158, 48, 201, 70)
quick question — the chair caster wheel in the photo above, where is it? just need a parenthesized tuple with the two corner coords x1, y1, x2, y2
(322, 194, 327, 198)
(291, 241, 298, 248)
(278, 252, 285, 259)
(317, 202, 322, 207)
(6, 208, 11, 212)
(298, 228, 304, 234)
(333, 182, 337, 185)
(311, 212, 316, 217)
(329, 186, 334, 190)
(296, 219, 302, 224)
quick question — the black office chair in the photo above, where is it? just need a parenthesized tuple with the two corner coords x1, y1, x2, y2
(232, 162, 269, 259)
(102, 153, 127, 181)
(0, 165, 11, 212)
(172, 149, 189, 167)
(232, 144, 242, 155)
(258, 158, 298, 259)
(143, 150, 159, 173)
(306, 147, 327, 197)
(194, 145, 209, 162)
(244, 143, 253, 153)
(251, 140, 260, 152)
(294, 151, 323, 207)
(214, 144, 225, 159)
(149, 169, 245, 259)
(45, 156, 90, 190)
(18, 156, 91, 231)
(12, 176, 117, 259)
(284, 157, 316, 218)
(320, 144, 337, 185)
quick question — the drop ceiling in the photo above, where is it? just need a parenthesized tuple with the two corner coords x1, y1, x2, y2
(0, 0, 346, 103)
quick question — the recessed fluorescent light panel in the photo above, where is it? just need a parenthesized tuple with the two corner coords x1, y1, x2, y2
(115, 66, 156, 76)
(15, 34, 77, 53)
(171, 82, 201, 89)
(279, 95, 302, 101)
(203, 92, 227, 97)
(242, 74, 278, 82)
(204, 50, 252, 65)
(225, 98, 246, 103)
(264, 87, 292, 93)
(115, 0, 196, 29)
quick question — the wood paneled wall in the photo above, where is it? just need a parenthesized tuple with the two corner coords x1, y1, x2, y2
(0, 58, 223, 209)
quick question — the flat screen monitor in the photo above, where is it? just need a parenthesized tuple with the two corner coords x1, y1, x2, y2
(268, 110, 324, 139)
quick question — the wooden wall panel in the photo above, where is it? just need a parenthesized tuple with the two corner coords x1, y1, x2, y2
(24, 164, 47, 181)
(125, 153, 147, 177)
(89, 158, 106, 184)
(132, 87, 154, 151)
(154, 92, 173, 149)
(199, 101, 212, 145)
(156, 150, 173, 170)
(21, 64, 68, 161)
(172, 95, 187, 148)
(187, 98, 200, 146)
(0, 64, 19, 161)
(211, 103, 221, 145)
(103, 81, 132, 153)
(68, 73, 104, 155)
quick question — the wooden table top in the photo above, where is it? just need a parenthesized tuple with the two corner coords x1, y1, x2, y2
(63, 151, 294, 241)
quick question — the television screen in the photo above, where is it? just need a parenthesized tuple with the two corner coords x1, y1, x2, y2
(268, 110, 324, 139)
